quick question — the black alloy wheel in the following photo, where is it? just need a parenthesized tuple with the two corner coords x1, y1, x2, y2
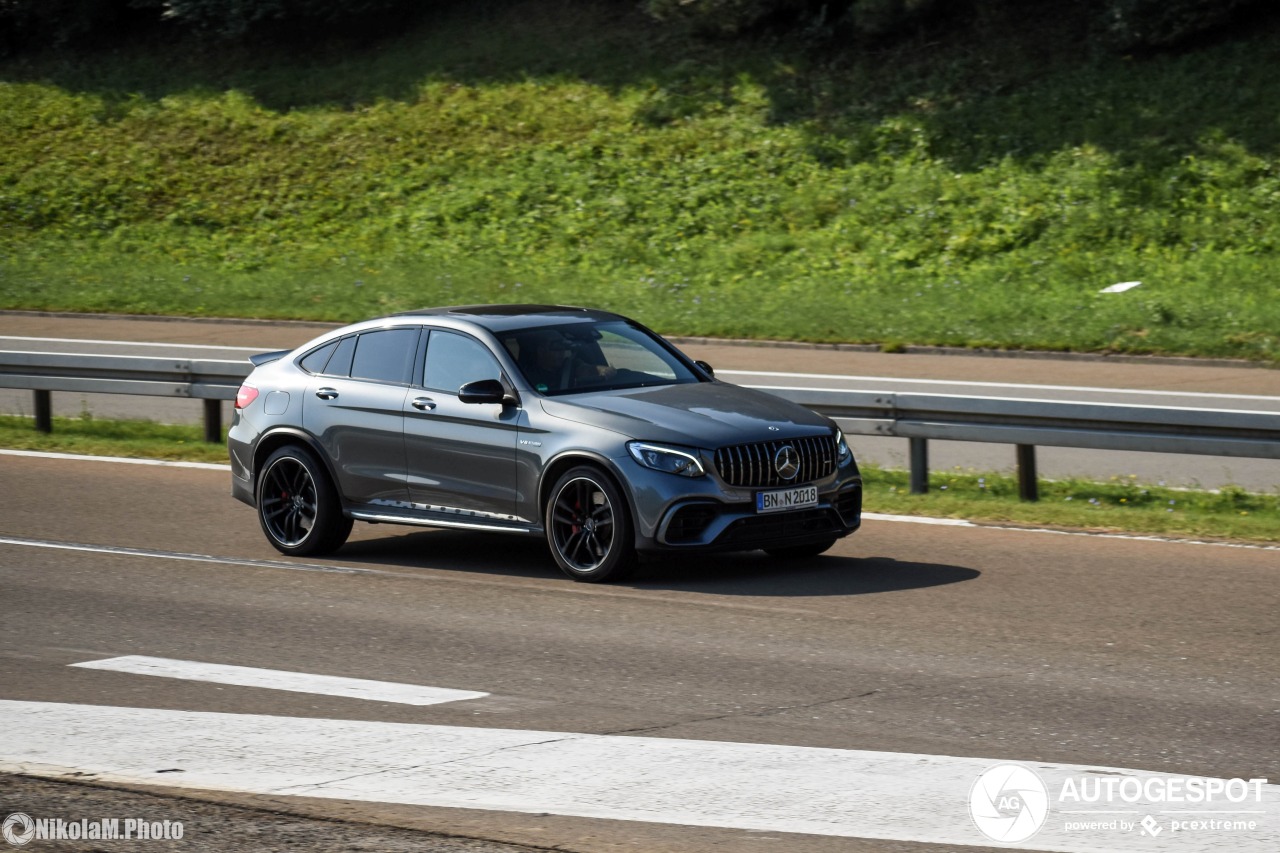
(546, 466, 636, 582)
(257, 445, 352, 556)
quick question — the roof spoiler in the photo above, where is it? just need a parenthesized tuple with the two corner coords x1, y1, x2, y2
(248, 349, 291, 367)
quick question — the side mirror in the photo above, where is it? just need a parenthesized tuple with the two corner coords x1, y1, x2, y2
(458, 378, 508, 405)
(695, 360, 715, 379)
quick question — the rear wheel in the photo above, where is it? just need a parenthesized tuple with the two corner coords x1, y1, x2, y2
(764, 539, 837, 559)
(257, 445, 352, 556)
(546, 466, 637, 582)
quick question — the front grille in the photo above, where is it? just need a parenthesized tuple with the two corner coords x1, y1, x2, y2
(713, 434, 837, 488)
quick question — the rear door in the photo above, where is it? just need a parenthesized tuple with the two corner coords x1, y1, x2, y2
(303, 327, 421, 506)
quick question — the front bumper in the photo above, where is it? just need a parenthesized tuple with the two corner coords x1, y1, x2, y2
(647, 482, 862, 552)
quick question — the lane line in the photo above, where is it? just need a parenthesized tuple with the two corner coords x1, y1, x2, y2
(0, 701, 1274, 852)
(0, 336, 265, 352)
(864, 512, 974, 527)
(749, 384, 1280, 416)
(5, 337, 1272, 400)
(0, 536, 371, 575)
(0, 448, 229, 470)
(69, 656, 487, 707)
(722, 370, 1280, 402)
(3, 451, 1276, 551)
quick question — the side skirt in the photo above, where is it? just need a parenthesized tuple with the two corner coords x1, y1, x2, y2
(348, 506, 542, 536)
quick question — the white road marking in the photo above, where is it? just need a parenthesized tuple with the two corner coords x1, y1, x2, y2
(0, 448, 229, 470)
(722, 370, 1280, 403)
(6, 335, 1272, 400)
(0, 535, 371, 575)
(0, 336, 265, 351)
(70, 656, 487, 706)
(750, 384, 1276, 416)
(3, 451, 1277, 551)
(0, 701, 1274, 852)
(863, 512, 975, 527)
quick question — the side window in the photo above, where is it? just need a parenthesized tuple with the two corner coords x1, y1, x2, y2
(322, 335, 356, 378)
(350, 328, 417, 384)
(424, 330, 503, 394)
(298, 340, 338, 375)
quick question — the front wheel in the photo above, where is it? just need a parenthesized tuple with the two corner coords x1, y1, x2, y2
(764, 539, 837, 559)
(256, 445, 352, 556)
(545, 466, 637, 582)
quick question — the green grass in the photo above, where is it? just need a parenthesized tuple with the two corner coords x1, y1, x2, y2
(861, 465, 1280, 544)
(2, 2, 1280, 360)
(0, 414, 229, 463)
(3, 414, 1276, 544)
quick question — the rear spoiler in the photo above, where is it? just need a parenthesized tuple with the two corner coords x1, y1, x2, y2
(248, 349, 292, 367)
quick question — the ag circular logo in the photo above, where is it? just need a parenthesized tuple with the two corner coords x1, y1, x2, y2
(2, 813, 35, 847)
(969, 764, 1049, 843)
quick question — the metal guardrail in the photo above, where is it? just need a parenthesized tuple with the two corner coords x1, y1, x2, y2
(0, 351, 248, 444)
(3, 351, 1279, 501)
(761, 387, 1280, 499)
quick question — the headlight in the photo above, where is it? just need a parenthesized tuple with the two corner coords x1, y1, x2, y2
(837, 431, 852, 461)
(627, 442, 706, 478)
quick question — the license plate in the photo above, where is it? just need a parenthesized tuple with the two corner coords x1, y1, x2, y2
(756, 485, 818, 514)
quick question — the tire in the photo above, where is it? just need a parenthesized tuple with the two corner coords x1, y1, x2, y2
(764, 539, 837, 559)
(545, 465, 637, 582)
(256, 445, 353, 556)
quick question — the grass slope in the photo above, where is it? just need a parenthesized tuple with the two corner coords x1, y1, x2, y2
(1, 2, 1279, 359)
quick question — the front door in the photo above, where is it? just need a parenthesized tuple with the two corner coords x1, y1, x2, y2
(403, 329, 522, 523)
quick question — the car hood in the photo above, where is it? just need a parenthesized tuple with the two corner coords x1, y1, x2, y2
(538, 382, 833, 448)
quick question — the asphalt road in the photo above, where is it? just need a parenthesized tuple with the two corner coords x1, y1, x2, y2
(2, 452, 1277, 851)
(3, 312, 1280, 490)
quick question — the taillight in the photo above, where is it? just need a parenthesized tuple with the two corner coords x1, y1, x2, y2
(235, 384, 259, 409)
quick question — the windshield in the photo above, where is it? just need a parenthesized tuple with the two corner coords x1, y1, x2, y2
(498, 321, 701, 396)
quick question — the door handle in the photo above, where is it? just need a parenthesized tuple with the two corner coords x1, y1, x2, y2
(315, 387, 339, 400)
(411, 397, 437, 411)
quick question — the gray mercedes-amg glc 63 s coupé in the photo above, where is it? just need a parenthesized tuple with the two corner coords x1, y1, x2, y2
(229, 305, 862, 581)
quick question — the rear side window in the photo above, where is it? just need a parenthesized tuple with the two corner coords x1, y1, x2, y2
(322, 335, 357, 378)
(350, 328, 417, 384)
(298, 341, 338, 375)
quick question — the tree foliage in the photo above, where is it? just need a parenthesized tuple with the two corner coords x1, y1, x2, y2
(638, 0, 1269, 47)
(0, 0, 426, 53)
(1101, 0, 1269, 50)
(0, 0, 1273, 56)
(135, 0, 424, 39)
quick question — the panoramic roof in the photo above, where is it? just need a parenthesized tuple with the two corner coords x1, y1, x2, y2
(395, 304, 627, 332)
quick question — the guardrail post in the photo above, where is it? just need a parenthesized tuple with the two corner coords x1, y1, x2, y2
(203, 399, 223, 443)
(34, 390, 52, 433)
(909, 437, 929, 494)
(1016, 444, 1039, 502)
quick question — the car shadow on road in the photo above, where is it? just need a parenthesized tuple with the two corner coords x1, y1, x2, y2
(333, 529, 979, 597)
(628, 551, 979, 597)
